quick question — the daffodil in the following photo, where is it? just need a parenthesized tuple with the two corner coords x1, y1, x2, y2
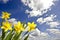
(14, 21, 24, 33)
(27, 22, 37, 32)
(1, 21, 12, 32)
(2, 12, 11, 20)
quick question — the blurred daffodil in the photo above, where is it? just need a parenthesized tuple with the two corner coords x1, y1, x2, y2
(14, 21, 24, 33)
(1, 21, 12, 32)
(0, 11, 37, 40)
(28, 22, 37, 32)
(2, 12, 11, 20)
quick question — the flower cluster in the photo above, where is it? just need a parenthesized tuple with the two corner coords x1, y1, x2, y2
(0, 12, 37, 40)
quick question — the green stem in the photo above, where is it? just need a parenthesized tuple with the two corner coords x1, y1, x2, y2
(2, 29, 5, 40)
(24, 34, 29, 40)
(12, 31, 22, 40)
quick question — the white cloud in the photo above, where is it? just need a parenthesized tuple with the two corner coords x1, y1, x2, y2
(47, 29, 60, 35)
(47, 29, 60, 39)
(8, 18, 18, 25)
(0, 0, 9, 3)
(37, 14, 60, 28)
(22, 0, 60, 40)
(28, 28, 60, 40)
(26, 10, 42, 17)
(28, 28, 49, 40)
(22, 0, 59, 28)
(46, 21, 60, 28)
(37, 14, 56, 24)
(21, 0, 56, 17)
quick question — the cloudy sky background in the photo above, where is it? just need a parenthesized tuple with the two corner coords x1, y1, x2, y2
(0, 0, 60, 40)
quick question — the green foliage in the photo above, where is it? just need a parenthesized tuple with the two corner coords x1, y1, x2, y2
(24, 35, 29, 40)
(4, 31, 13, 40)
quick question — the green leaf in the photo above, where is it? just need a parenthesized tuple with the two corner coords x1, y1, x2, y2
(4, 31, 13, 40)
(0, 35, 2, 40)
(12, 31, 22, 40)
(24, 35, 29, 40)
(2, 29, 5, 40)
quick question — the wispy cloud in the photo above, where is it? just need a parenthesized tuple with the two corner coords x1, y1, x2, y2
(37, 14, 56, 24)
(21, 0, 56, 17)
(47, 29, 60, 39)
(37, 14, 60, 28)
(21, 0, 59, 28)
(28, 28, 60, 40)
(8, 18, 18, 25)
(46, 21, 60, 28)
(0, 0, 9, 3)
(21, 0, 60, 40)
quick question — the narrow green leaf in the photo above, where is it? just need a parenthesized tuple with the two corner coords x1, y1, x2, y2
(12, 33, 18, 40)
(2, 29, 5, 40)
(24, 35, 29, 40)
(4, 31, 13, 40)
(0, 35, 2, 40)
(12, 31, 22, 40)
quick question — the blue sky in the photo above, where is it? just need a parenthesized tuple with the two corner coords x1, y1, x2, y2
(0, 0, 60, 32)
(0, 0, 60, 40)
(0, 0, 60, 31)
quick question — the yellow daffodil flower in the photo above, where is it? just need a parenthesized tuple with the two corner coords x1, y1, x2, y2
(1, 21, 12, 32)
(2, 12, 11, 20)
(28, 22, 37, 32)
(14, 21, 24, 33)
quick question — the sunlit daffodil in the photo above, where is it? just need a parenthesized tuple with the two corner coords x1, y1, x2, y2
(1, 21, 12, 32)
(28, 22, 37, 32)
(0, 11, 38, 40)
(14, 21, 24, 33)
(2, 12, 11, 20)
